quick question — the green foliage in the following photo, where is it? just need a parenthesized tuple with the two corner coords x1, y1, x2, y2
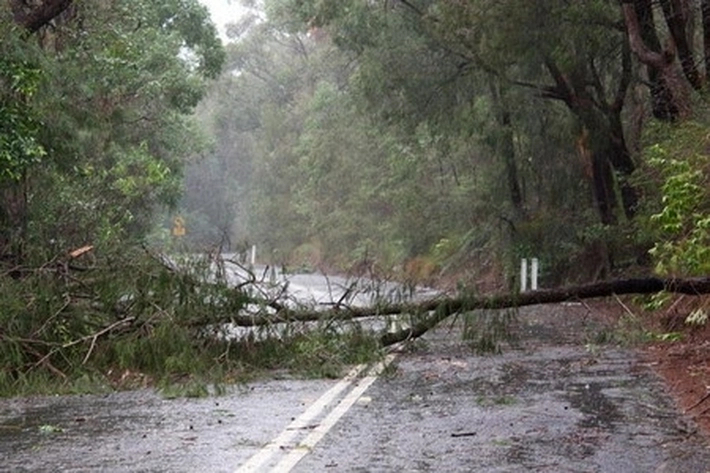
(0, 244, 386, 396)
(0, 51, 46, 181)
(233, 324, 383, 380)
(685, 308, 708, 326)
(0, 248, 249, 395)
(193, 0, 605, 283)
(642, 121, 710, 276)
(1, 0, 225, 252)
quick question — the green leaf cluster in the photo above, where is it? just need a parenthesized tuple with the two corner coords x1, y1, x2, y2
(185, 0, 618, 285)
(0, 0, 225, 257)
(0, 55, 46, 181)
(644, 122, 710, 276)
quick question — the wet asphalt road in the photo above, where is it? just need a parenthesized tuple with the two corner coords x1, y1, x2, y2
(2, 303, 710, 472)
(295, 304, 710, 472)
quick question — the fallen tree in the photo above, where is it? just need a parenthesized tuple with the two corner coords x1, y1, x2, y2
(4, 244, 709, 394)
(198, 276, 710, 347)
(379, 277, 710, 346)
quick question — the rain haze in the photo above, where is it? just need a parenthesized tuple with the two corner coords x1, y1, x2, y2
(199, 0, 250, 41)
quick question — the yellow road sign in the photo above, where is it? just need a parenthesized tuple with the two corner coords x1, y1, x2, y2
(172, 216, 186, 236)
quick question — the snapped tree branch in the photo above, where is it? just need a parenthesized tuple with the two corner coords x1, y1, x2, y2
(189, 276, 710, 347)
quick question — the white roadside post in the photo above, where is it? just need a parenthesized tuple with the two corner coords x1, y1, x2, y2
(250, 245, 256, 266)
(521, 258, 540, 292)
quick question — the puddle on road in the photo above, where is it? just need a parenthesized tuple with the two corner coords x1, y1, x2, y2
(565, 381, 622, 429)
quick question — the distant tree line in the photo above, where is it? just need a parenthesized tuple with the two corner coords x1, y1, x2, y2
(186, 0, 709, 287)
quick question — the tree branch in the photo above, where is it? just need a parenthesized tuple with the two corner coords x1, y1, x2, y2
(380, 276, 710, 346)
(11, 0, 74, 33)
(395, 0, 427, 18)
(187, 276, 710, 347)
(701, 0, 710, 79)
(659, 0, 703, 89)
(621, 0, 671, 68)
(612, 35, 633, 112)
(543, 58, 575, 105)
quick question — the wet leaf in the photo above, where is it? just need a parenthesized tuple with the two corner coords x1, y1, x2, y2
(39, 424, 64, 434)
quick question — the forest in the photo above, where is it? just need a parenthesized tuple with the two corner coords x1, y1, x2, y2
(1, 0, 709, 394)
(186, 0, 709, 288)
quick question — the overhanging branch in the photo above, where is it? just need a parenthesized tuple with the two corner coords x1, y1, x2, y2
(11, 0, 74, 33)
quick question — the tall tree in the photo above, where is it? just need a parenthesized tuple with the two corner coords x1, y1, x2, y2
(270, 0, 639, 226)
(0, 0, 224, 263)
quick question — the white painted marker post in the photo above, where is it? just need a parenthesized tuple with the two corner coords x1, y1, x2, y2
(521, 258, 540, 292)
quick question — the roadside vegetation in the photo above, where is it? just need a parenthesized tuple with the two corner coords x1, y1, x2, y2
(1, 0, 709, 397)
(0, 246, 388, 396)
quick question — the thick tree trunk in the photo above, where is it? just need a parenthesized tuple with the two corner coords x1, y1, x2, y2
(576, 109, 638, 224)
(659, 0, 703, 90)
(607, 113, 638, 219)
(544, 58, 638, 225)
(489, 82, 525, 219)
(622, 0, 693, 120)
(590, 145, 618, 225)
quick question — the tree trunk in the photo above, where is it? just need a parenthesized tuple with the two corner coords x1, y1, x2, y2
(574, 108, 639, 224)
(187, 275, 710, 348)
(584, 110, 639, 223)
(379, 276, 710, 346)
(658, 0, 703, 90)
(489, 81, 525, 219)
(576, 130, 617, 225)
(701, 0, 710, 76)
(544, 58, 638, 225)
(622, 0, 693, 120)
(606, 112, 638, 219)
(0, 178, 28, 270)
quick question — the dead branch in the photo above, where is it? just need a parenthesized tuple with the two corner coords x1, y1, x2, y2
(77, 317, 135, 364)
(25, 317, 136, 374)
(69, 245, 93, 259)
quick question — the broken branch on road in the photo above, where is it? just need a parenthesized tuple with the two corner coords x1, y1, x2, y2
(192, 276, 710, 347)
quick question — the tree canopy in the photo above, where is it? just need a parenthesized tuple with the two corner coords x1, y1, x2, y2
(0, 0, 224, 262)
(178, 0, 710, 286)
